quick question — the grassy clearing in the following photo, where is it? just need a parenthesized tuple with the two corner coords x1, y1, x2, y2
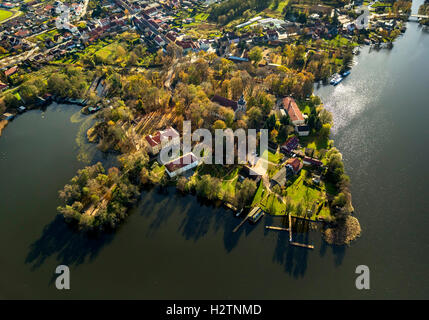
(33, 29, 59, 43)
(95, 42, 119, 60)
(0, 9, 13, 22)
(262, 149, 283, 164)
(251, 180, 265, 206)
(220, 167, 239, 196)
(299, 134, 331, 159)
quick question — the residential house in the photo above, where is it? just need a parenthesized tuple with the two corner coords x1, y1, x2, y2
(271, 166, 287, 187)
(144, 127, 180, 155)
(303, 156, 323, 168)
(281, 136, 299, 154)
(165, 152, 199, 178)
(285, 157, 303, 175)
(295, 124, 310, 136)
(4, 66, 18, 77)
(283, 97, 305, 126)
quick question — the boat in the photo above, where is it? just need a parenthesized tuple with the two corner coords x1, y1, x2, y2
(330, 73, 343, 86)
(17, 106, 27, 114)
(248, 207, 264, 223)
(342, 70, 351, 77)
(88, 105, 101, 114)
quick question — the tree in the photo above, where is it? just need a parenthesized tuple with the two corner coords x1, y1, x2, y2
(236, 178, 257, 209)
(265, 114, 276, 131)
(249, 46, 263, 65)
(332, 192, 347, 208)
(246, 107, 262, 128)
(212, 119, 227, 130)
(320, 123, 331, 138)
(270, 129, 278, 142)
(218, 107, 235, 128)
(296, 203, 304, 216)
(177, 177, 188, 192)
(127, 52, 138, 67)
(318, 108, 333, 125)
(3, 93, 19, 108)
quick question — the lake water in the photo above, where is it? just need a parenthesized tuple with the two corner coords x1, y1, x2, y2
(1, 2, 428, 299)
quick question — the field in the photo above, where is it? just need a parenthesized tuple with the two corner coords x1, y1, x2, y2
(0, 9, 13, 22)
(95, 42, 119, 60)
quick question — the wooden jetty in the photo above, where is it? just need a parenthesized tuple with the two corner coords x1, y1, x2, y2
(287, 213, 315, 249)
(290, 242, 315, 249)
(233, 207, 262, 233)
(233, 213, 249, 233)
(265, 226, 289, 231)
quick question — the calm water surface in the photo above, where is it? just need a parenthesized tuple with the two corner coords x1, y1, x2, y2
(0, 3, 428, 299)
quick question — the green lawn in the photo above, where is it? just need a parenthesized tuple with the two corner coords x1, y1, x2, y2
(299, 134, 331, 157)
(270, 0, 290, 13)
(253, 168, 333, 221)
(251, 180, 265, 206)
(194, 13, 209, 21)
(220, 167, 239, 196)
(0, 9, 13, 22)
(262, 150, 283, 164)
(95, 42, 119, 60)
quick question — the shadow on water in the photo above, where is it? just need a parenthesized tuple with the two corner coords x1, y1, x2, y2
(317, 229, 346, 266)
(136, 187, 321, 275)
(271, 222, 309, 278)
(25, 215, 114, 271)
(25, 186, 345, 279)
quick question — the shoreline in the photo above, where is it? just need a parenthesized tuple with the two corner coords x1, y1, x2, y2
(0, 120, 8, 137)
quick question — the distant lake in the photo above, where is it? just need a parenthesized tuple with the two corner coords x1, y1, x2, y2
(0, 1, 428, 299)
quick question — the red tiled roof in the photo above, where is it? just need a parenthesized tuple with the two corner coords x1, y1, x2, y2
(165, 153, 198, 173)
(145, 127, 179, 148)
(283, 97, 304, 122)
(15, 30, 29, 37)
(281, 136, 299, 151)
(286, 158, 303, 173)
(303, 156, 323, 166)
(4, 66, 18, 77)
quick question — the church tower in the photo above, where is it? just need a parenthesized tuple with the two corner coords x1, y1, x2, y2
(237, 94, 246, 113)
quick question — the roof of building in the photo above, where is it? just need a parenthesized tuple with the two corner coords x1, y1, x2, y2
(281, 136, 299, 152)
(283, 97, 304, 123)
(286, 157, 303, 173)
(211, 94, 239, 112)
(227, 56, 249, 62)
(303, 156, 323, 167)
(272, 167, 287, 187)
(145, 127, 179, 148)
(165, 153, 198, 173)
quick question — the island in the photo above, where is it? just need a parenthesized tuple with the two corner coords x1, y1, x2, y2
(1, 0, 415, 246)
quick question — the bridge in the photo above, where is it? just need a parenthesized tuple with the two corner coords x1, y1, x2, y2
(410, 14, 429, 19)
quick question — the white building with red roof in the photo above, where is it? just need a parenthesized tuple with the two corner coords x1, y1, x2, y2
(165, 152, 199, 178)
(283, 97, 305, 126)
(144, 127, 180, 155)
